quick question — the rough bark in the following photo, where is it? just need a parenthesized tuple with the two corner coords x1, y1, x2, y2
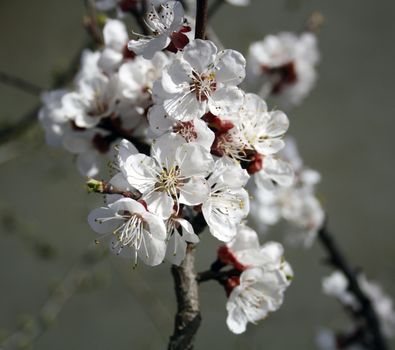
(168, 244, 201, 350)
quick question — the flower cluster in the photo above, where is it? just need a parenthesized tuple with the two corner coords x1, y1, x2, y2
(38, 0, 326, 337)
(216, 224, 293, 333)
(250, 137, 324, 246)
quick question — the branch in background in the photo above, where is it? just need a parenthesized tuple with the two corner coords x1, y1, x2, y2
(0, 71, 43, 96)
(318, 221, 388, 350)
(84, 0, 104, 45)
(129, 0, 149, 36)
(208, 0, 224, 19)
(0, 244, 107, 350)
(0, 40, 90, 147)
(195, 0, 209, 39)
(168, 245, 201, 350)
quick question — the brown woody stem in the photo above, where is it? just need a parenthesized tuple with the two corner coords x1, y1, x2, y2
(168, 244, 201, 350)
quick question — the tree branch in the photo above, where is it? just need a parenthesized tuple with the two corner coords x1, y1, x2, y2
(318, 221, 388, 350)
(0, 71, 43, 96)
(0, 41, 90, 147)
(195, 0, 209, 39)
(168, 244, 201, 350)
(197, 268, 239, 284)
(208, 0, 224, 19)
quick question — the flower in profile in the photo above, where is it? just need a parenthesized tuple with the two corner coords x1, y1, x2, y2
(157, 39, 246, 120)
(165, 216, 199, 265)
(127, 1, 190, 59)
(88, 197, 167, 266)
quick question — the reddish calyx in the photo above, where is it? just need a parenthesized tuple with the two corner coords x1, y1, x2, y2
(262, 61, 298, 94)
(119, 0, 137, 12)
(138, 199, 148, 210)
(123, 44, 136, 60)
(166, 26, 191, 53)
(225, 276, 241, 296)
(217, 245, 246, 272)
(92, 133, 112, 154)
(246, 152, 263, 174)
(203, 112, 234, 133)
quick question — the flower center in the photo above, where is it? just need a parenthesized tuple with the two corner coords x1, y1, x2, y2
(191, 71, 217, 102)
(173, 121, 198, 142)
(155, 166, 182, 196)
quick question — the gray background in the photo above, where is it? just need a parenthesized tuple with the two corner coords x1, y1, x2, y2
(0, 0, 394, 349)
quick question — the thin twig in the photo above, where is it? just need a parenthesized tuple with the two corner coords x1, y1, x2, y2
(0, 71, 43, 96)
(318, 221, 388, 350)
(0, 244, 107, 350)
(195, 0, 209, 39)
(86, 178, 141, 199)
(207, 0, 223, 19)
(0, 41, 90, 147)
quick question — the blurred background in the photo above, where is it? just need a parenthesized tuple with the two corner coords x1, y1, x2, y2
(0, 0, 394, 349)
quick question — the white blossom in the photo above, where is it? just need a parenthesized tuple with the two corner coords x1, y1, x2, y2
(226, 264, 292, 334)
(247, 32, 319, 108)
(128, 1, 188, 59)
(156, 39, 246, 121)
(120, 134, 214, 219)
(202, 158, 249, 242)
(165, 216, 199, 265)
(88, 197, 167, 266)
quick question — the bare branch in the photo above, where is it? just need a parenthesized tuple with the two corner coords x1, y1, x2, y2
(0, 41, 90, 147)
(0, 71, 43, 96)
(318, 221, 388, 350)
(168, 244, 201, 350)
(195, 0, 209, 39)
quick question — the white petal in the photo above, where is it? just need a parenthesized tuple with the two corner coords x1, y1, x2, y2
(103, 19, 128, 51)
(265, 110, 289, 137)
(138, 235, 167, 266)
(161, 59, 191, 94)
(208, 86, 244, 118)
(143, 211, 167, 240)
(179, 177, 210, 206)
(182, 39, 217, 73)
(145, 191, 174, 219)
(147, 104, 175, 135)
(109, 197, 146, 214)
(176, 218, 199, 243)
(164, 91, 206, 120)
(166, 230, 187, 266)
(215, 49, 246, 86)
(122, 153, 158, 193)
(128, 34, 170, 60)
(176, 143, 214, 177)
(152, 132, 186, 167)
(87, 207, 118, 234)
